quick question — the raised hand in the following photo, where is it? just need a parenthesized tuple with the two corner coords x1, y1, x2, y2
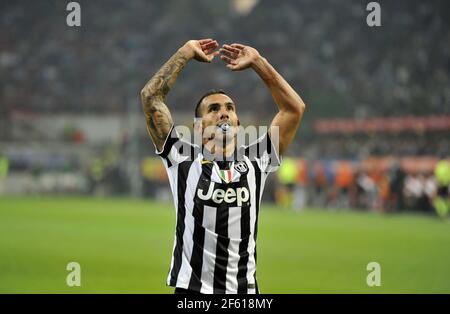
(219, 43, 261, 71)
(181, 39, 220, 63)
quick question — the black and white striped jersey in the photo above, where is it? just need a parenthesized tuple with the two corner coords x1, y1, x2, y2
(155, 125, 281, 294)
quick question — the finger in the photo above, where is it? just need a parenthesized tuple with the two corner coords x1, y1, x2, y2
(200, 40, 219, 48)
(222, 44, 241, 54)
(219, 48, 238, 59)
(201, 42, 219, 51)
(220, 55, 237, 65)
(204, 49, 220, 56)
(226, 64, 238, 71)
(202, 43, 218, 54)
(231, 43, 245, 49)
(203, 51, 219, 62)
(202, 50, 220, 62)
(195, 50, 211, 62)
(204, 48, 217, 55)
(198, 38, 214, 45)
(206, 53, 218, 62)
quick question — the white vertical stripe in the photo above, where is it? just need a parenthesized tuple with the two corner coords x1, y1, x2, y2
(166, 165, 179, 210)
(166, 234, 178, 285)
(226, 206, 241, 294)
(228, 206, 241, 239)
(166, 145, 177, 167)
(210, 163, 222, 183)
(245, 157, 257, 287)
(176, 157, 202, 288)
(167, 141, 190, 166)
(200, 205, 217, 294)
(251, 162, 269, 289)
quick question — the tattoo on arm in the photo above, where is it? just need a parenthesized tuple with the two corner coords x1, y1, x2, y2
(144, 99, 173, 151)
(140, 50, 190, 150)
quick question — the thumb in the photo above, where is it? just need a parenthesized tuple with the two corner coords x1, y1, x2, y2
(207, 51, 220, 62)
(197, 50, 212, 62)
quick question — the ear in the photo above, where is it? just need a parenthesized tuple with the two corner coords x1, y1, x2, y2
(237, 119, 241, 126)
(193, 119, 203, 134)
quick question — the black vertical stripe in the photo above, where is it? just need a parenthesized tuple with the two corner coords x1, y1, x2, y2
(157, 126, 178, 159)
(213, 203, 230, 293)
(251, 161, 262, 240)
(244, 132, 277, 166)
(251, 160, 262, 292)
(244, 139, 261, 160)
(236, 204, 250, 293)
(188, 163, 212, 292)
(169, 160, 193, 286)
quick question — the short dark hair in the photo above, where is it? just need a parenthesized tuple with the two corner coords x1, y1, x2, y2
(194, 89, 227, 118)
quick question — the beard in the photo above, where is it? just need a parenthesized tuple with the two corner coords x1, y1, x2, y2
(203, 123, 237, 153)
(216, 123, 235, 143)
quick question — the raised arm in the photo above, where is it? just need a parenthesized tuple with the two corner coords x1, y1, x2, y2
(140, 39, 219, 151)
(219, 43, 306, 156)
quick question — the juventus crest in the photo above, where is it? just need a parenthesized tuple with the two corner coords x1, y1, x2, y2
(214, 161, 248, 184)
(234, 161, 248, 173)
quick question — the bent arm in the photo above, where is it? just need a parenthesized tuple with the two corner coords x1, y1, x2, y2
(140, 39, 219, 151)
(251, 57, 306, 156)
(140, 48, 191, 152)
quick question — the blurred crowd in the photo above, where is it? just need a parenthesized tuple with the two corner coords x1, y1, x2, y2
(1, 0, 449, 118)
(275, 157, 450, 217)
(300, 132, 450, 159)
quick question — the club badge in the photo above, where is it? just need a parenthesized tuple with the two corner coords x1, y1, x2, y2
(234, 161, 248, 173)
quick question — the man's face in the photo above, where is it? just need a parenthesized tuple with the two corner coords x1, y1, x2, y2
(196, 93, 240, 144)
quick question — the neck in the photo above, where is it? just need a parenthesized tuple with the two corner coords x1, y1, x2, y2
(203, 138, 236, 161)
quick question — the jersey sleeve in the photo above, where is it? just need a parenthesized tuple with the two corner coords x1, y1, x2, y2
(155, 125, 199, 168)
(243, 131, 282, 174)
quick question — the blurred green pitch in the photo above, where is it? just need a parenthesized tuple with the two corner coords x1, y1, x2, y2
(0, 197, 449, 294)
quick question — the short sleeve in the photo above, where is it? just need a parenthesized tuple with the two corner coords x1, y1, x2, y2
(155, 125, 199, 168)
(243, 132, 282, 174)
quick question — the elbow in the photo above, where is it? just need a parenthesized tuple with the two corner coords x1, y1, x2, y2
(140, 88, 151, 103)
(290, 100, 306, 119)
(279, 100, 305, 121)
(297, 100, 306, 116)
(140, 88, 161, 105)
(285, 94, 306, 116)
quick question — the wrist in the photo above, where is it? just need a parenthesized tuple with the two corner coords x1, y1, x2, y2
(251, 55, 268, 73)
(178, 44, 195, 60)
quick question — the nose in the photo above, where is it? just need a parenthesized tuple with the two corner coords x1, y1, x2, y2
(219, 106, 229, 121)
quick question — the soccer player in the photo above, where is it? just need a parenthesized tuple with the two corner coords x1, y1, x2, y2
(140, 39, 306, 294)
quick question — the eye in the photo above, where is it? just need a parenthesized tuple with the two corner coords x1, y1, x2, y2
(227, 105, 234, 111)
(209, 104, 219, 112)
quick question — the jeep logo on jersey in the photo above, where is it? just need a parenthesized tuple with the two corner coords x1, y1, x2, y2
(197, 182, 250, 207)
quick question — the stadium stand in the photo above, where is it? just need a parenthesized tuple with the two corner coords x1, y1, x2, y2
(1, 0, 449, 212)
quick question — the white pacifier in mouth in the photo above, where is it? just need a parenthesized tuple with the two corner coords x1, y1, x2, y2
(217, 122, 231, 134)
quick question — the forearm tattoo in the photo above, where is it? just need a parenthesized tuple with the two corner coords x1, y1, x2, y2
(140, 50, 189, 148)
